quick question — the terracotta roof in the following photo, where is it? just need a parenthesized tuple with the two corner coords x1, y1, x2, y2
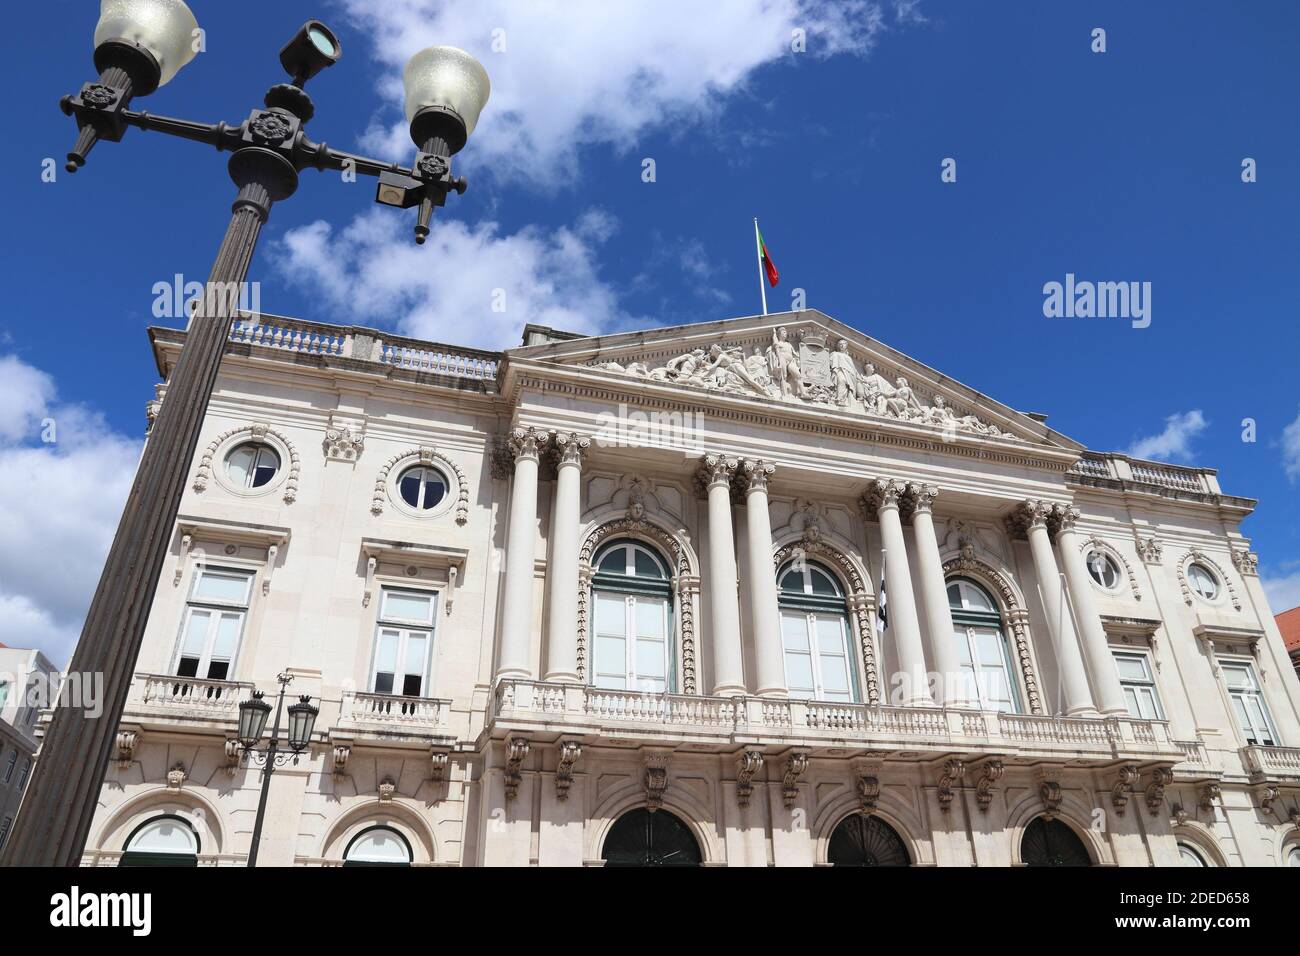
(1278, 606, 1300, 655)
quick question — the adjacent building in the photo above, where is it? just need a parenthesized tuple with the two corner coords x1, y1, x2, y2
(0, 644, 57, 852)
(76, 309, 1300, 866)
(1277, 606, 1300, 680)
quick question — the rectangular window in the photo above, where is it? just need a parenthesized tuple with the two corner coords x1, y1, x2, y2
(0, 816, 11, 851)
(781, 609, 854, 703)
(175, 567, 254, 681)
(0, 682, 8, 709)
(592, 591, 669, 693)
(1113, 650, 1164, 720)
(1221, 661, 1278, 746)
(17, 758, 30, 791)
(370, 589, 437, 697)
(951, 625, 1019, 713)
(3, 749, 15, 784)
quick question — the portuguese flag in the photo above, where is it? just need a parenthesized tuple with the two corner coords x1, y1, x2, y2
(757, 226, 780, 287)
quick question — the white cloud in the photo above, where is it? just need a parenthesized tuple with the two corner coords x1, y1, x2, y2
(1124, 410, 1208, 464)
(336, 0, 902, 186)
(1281, 406, 1300, 482)
(1262, 567, 1300, 614)
(0, 355, 139, 667)
(276, 208, 636, 349)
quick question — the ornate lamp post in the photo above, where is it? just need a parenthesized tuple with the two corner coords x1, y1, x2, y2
(235, 674, 319, 867)
(2, 0, 489, 867)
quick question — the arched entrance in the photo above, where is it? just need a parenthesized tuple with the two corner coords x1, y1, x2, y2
(1021, 817, 1092, 867)
(827, 814, 911, 866)
(119, 815, 199, 867)
(601, 809, 701, 867)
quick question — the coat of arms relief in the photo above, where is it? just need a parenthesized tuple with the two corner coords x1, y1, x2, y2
(592, 325, 1017, 440)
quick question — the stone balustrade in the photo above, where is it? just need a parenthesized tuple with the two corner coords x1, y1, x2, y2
(133, 673, 252, 721)
(1067, 453, 1217, 495)
(339, 690, 452, 737)
(490, 679, 1180, 764)
(1241, 744, 1300, 782)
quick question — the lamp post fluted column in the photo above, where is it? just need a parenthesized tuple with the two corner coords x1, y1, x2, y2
(544, 433, 589, 683)
(698, 454, 745, 697)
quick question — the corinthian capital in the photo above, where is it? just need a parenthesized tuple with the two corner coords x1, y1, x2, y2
(551, 431, 591, 467)
(740, 459, 776, 495)
(696, 453, 739, 492)
(507, 427, 550, 462)
(1004, 498, 1052, 539)
(1046, 503, 1080, 539)
(906, 482, 939, 517)
(860, 478, 905, 519)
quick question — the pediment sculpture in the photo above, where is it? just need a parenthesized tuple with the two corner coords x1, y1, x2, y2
(595, 325, 1016, 440)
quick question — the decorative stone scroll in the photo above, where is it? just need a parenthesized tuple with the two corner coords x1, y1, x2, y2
(504, 737, 529, 801)
(783, 753, 809, 809)
(578, 518, 698, 693)
(556, 741, 581, 801)
(942, 553, 1044, 715)
(595, 325, 1019, 440)
(974, 759, 1004, 813)
(736, 751, 763, 808)
(193, 422, 300, 504)
(1111, 766, 1139, 816)
(937, 759, 964, 813)
(644, 753, 670, 812)
(774, 540, 879, 705)
(1144, 767, 1174, 816)
(371, 445, 470, 524)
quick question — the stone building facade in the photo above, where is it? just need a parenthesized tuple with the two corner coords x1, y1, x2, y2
(82, 309, 1300, 866)
(1, 645, 57, 850)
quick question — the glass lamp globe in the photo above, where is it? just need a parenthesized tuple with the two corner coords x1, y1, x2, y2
(402, 45, 491, 139)
(94, 0, 200, 88)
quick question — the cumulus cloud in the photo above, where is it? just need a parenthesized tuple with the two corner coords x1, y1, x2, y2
(1281, 406, 1300, 482)
(1124, 410, 1208, 464)
(1262, 566, 1300, 614)
(336, 0, 903, 186)
(277, 208, 637, 349)
(0, 355, 139, 666)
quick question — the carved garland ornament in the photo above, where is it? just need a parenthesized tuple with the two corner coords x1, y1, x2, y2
(773, 540, 880, 706)
(1176, 550, 1241, 611)
(193, 422, 300, 504)
(371, 446, 470, 524)
(577, 518, 698, 693)
(1084, 536, 1142, 601)
(941, 554, 1044, 715)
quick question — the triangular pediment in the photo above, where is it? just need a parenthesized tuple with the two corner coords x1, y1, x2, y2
(506, 310, 1080, 450)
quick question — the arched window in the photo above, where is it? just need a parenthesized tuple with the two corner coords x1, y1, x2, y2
(1021, 817, 1092, 867)
(591, 540, 674, 693)
(946, 578, 1020, 713)
(602, 809, 701, 867)
(119, 814, 199, 867)
(344, 825, 413, 867)
(1178, 842, 1210, 867)
(828, 814, 911, 866)
(777, 560, 856, 702)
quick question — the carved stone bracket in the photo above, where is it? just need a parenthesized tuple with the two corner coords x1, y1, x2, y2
(1230, 549, 1259, 577)
(1135, 535, 1163, 564)
(430, 748, 451, 784)
(937, 759, 964, 813)
(114, 730, 138, 770)
(854, 758, 882, 815)
(1199, 783, 1221, 812)
(974, 759, 1004, 813)
(504, 737, 529, 801)
(378, 777, 396, 802)
(783, 752, 809, 809)
(323, 415, 366, 462)
(556, 741, 581, 801)
(1112, 765, 1139, 816)
(1037, 769, 1063, 819)
(224, 737, 241, 775)
(166, 762, 187, 791)
(332, 743, 351, 777)
(1144, 767, 1174, 816)
(1256, 784, 1281, 813)
(644, 752, 670, 812)
(736, 750, 764, 808)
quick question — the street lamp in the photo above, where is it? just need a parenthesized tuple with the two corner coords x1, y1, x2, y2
(2, 0, 489, 867)
(235, 675, 319, 867)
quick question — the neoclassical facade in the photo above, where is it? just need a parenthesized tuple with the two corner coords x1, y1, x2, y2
(83, 309, 1300, 866)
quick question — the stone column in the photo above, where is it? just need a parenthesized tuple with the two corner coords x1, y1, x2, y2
(866, 479, 932, 706)
(908, 484, 969, 707)
(1012, 500, 1095, 716)
(742, 459, 787, 698)
(699, 454, 745, 696)
(497, 428, 548, 681)
(544, 433, 589, 683)
(1052, 507, 1127, 715)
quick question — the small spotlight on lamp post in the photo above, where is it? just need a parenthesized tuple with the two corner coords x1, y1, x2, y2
(235, 674, 319, 867)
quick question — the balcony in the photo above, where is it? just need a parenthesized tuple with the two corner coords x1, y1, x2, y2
(334, 690, 455, 747)
(123, 673, 253, 729)
(488, 679, 1183, 767)
(1241, 744, 1300, 783)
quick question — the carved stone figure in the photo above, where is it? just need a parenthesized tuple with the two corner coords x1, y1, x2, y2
(828, 339, 859, 406)
(766, 326, 801, 398)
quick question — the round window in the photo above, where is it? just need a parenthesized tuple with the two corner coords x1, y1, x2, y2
(398, 466, 447, 511)
(225, 443, 280, 489)
(1085, 550, 1120, 589)
(1187, 562, 1219, 601)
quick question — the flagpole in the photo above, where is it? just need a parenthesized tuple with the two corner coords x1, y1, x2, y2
(753, 217, 768, 316)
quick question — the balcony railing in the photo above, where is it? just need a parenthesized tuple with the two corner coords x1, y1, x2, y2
(1241, 744, 1300, 781)
(491, 679, 1179, 762)
(1067, 453, 1216, 495)
(133, 673, 252, 721)
(338, 690, 452, 737)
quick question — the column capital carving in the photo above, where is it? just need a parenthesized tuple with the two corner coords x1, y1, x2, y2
(1046, 502, 1081, 538)
(507, 427, 550, 463)
(551, 431, 591, 467)
(859, 477, 906, 519)
(695, 452, 739, 493)
(1004, 498, 1053, 539)
(740, 458, 776, 495)
(906, 482, 939, 519)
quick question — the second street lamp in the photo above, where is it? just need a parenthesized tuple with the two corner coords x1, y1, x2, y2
(2, 0, 490, 867)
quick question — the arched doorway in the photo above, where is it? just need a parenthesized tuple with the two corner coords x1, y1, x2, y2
(119, 815, 199, 867)
(1021, 817, 1092, 866)
(601, 809, 701, 867)
(827, 813, 911, 866)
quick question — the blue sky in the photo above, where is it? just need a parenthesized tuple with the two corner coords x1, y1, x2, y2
(1, 0, 1298, 663)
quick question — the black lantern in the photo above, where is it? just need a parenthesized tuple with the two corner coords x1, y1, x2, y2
(237, 691, 272, 749)
(286, 695, 319, 753)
